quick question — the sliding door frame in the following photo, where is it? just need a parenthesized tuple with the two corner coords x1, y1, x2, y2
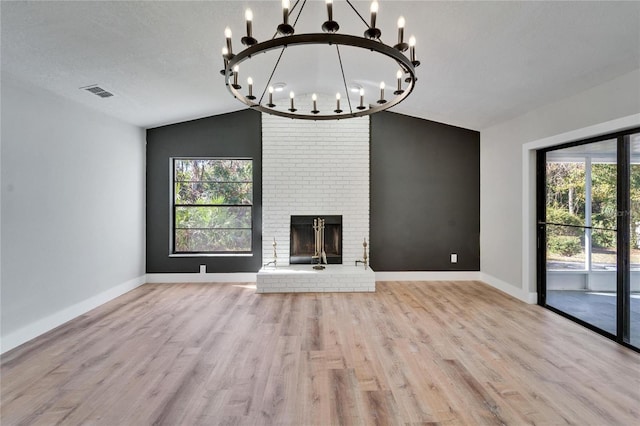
(618, 136, 630, 344)
(536, 127, 639, 352)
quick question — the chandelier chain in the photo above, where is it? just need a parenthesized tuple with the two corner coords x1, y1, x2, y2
(292, 0, 307, 27)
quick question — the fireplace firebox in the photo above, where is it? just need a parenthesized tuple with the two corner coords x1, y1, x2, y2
(290, 215, 342, 264)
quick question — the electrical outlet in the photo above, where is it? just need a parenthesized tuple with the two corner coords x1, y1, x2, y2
(200, 264, 206, 274)
(450, 253, 458, 263)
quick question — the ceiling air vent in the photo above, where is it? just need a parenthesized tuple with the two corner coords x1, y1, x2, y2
(80, 85, 114, 98)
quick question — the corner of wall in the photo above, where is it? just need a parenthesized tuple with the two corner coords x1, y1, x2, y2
(480, 272, 537, 304)
(1, 275, 146, 354)
(481, 69, 640, 301)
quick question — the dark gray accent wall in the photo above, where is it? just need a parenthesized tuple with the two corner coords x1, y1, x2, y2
(370, 112, 480, 271)
(146, 109, 262, 273)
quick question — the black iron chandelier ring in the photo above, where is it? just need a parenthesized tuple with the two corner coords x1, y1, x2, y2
(223, 33, 417, 120)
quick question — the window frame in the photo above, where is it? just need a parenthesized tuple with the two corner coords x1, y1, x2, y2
(169, 157, 254, 256)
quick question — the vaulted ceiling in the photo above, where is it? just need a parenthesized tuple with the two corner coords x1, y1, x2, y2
(2, 1, 639, 130)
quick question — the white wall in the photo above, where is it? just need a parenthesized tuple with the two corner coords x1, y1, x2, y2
(481, 69, 640, 301)
(1, 76, 146, 352)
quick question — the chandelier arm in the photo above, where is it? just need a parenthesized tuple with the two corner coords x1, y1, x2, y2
(345, 0, 371, 29)
(335, 45, 353, 114)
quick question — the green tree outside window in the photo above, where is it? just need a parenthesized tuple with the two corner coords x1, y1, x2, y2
(173, 159, 253, 253)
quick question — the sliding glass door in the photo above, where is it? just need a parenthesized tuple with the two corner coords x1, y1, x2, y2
(538, 128, 639, 351)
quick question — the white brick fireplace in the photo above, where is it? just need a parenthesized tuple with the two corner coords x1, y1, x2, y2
(259, 95, 373, 292)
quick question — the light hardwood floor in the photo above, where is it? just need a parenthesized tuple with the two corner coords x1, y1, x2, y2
(2, 281, 639, 425)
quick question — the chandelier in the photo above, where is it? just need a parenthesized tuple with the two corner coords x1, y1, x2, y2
(221, 0, 420, 120)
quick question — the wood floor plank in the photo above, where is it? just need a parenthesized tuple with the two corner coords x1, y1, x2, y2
(295, 351, 331, 426)
(2, 281, 640, 425)
(361, 390, 400, 426)
(329, 368, 364, 425)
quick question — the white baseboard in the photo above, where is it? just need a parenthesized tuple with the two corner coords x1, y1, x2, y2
(145, 272, 258, 283)
(148, 271, 484, 283)
(480, 272, 537, 304)
(0, 275, 146, 355)
(375, 271, 482, 281)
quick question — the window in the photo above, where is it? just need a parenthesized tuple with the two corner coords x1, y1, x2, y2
(173, 159, 253, 254)
(544, 140, 618, 272)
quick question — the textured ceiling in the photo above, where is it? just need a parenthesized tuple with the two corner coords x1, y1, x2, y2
(2, 1, 639, 130)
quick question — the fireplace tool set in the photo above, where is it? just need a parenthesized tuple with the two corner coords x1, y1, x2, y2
(265, 220, 368, 270)
(312, 218, 327, 269)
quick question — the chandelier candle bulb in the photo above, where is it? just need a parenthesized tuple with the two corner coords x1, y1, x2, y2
(334, 92, 342, 113)
(283, 0, 290, 25)
(247, 77, 255, 99)
(378, 81, 386, 104)
(323, 0, 339, 32)
(408, 35, 420, 67)
(232, 65, 240, 89)
(267, 86, 275, 107)
(394, 16, 409, 51)
(242, 9, 257, 46)
(224, 27, 233, 55)
(394, 70, 404, 94)
(370, 1, 378, 28)
(245, 9, 253, 37)
(311, 93, 319, 113)
(278, 0, 295, 35)
(221, 47, 229, 75)
(409, 36, 416, 61)
(289, 91, 297, 112)
(357, 88, 366, 110)
(365, 1, 381, 39)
